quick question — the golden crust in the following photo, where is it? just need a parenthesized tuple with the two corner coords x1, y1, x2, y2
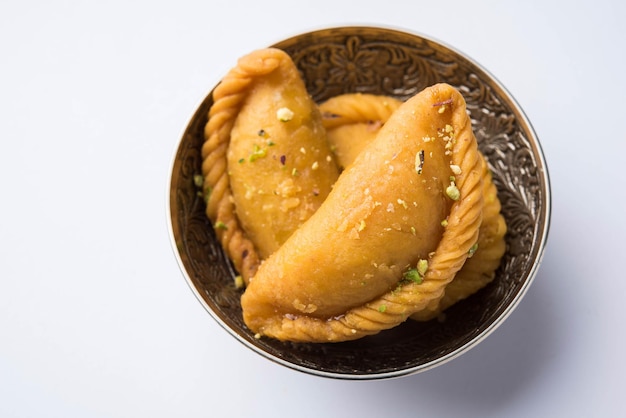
(411, 154, 507, 321)
(319, 93, 402, 169)
(323, 93, 507, 322)
(241, 83, 484, 342)
(201, 48, 339, 283)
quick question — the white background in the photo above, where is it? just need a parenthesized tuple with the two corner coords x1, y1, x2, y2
(1, 1, 625, 417)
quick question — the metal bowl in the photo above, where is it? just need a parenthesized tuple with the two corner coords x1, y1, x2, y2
(167, 26, 551, 379)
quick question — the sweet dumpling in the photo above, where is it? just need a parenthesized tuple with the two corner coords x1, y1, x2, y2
(241, 83, 485, 342)
(325, 93, 507, 321)
(225, 49, 340, 260)
(319, 93, 402, 169)
(201, 48, 339, 282)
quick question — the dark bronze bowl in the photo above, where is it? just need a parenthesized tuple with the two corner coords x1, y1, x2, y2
(167, 26, 551, 379)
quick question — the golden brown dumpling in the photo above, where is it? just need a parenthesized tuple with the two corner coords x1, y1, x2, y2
(411, 155, 507, 321)
(324, 93, 507, 321)
(241, 83, 485, 342)
(201, 48, 339, 283)
(319, 93, 402, 169)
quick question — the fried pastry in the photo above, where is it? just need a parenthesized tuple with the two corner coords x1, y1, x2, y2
(324, 93, 507, 321)
(411, 155, 507, 321)
(241, 83, 485, 342)
(201, 48, 339, 283)
(319, 93, 402, 169)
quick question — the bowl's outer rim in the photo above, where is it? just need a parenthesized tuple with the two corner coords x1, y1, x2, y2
(166, 25, 552, 380)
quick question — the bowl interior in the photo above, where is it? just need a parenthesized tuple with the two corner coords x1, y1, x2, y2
(168, 26, 550, 379)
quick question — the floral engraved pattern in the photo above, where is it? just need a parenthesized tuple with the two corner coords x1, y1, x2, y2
(169, 27, 549, 377)
(328, 37, 379, 89)
(286, 33, 458, 101)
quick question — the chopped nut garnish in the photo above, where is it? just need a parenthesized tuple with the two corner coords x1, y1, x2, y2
(214, 221, 228, 230)
(403, 268, 423, 284)
(193, 174, 204, 188)
(311, 161, 319, 170)
(417, 259, 428, 276)
(280, 197, 300, 213)
(276, 107, 294, 122)
(234, 275, 244, 289)
(450, 164, 462, 175)
(299, 147, 306, 154)
(441, 219, 449, 227)
(433, 98, 453, 108)
(415, 149, 425, 174)
(468, 243, 479, 258)
(293, 299, 317, 313)
(378, 305, 387, 313)
(446, 181, 460, 201)
(397, 198, 408, 209)
(275, 177, 299, 197)
(249, 144, 267, 162)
